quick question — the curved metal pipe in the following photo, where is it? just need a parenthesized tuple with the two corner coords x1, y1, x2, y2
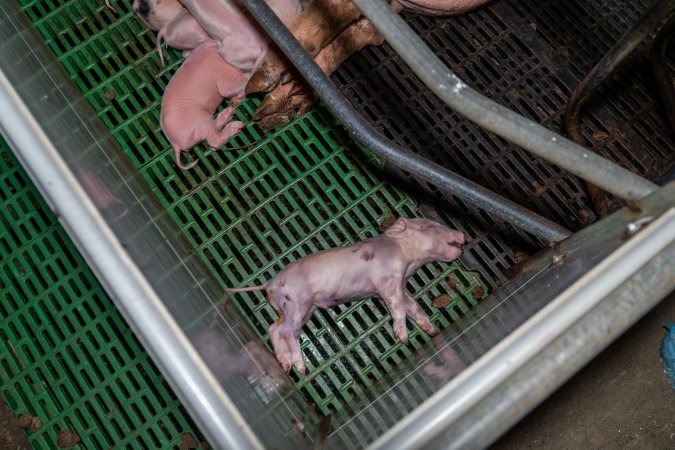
(350, 0, 659, 202)
(651, 14, 675, 134)
(240, 0, 572, 242)
(565, 0, 674, 217)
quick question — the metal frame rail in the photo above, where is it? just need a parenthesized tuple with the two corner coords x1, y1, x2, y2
(1, 0, 673, 448)
(0, 3, 264, 448)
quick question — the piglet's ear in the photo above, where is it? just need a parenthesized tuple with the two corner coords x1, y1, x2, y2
(384, 218, 407, 238)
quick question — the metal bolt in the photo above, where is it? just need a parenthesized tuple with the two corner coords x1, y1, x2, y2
(552, 254, 565, 265)
(626, 216, 654, 234)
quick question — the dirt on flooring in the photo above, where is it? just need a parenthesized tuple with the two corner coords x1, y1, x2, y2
(0, 398, 32, 450)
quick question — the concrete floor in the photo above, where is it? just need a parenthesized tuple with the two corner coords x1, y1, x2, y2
(493, 291, 675, 449)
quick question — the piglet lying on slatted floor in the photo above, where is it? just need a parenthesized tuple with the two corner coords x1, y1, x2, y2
(227, 218, 466, 374)
(160, 40, 249, 169)
(111, 0, 491, 167)
(126, 0, 302, 168)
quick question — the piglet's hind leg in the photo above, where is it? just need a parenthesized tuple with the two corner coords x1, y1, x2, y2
(205, 121, 246, 149)
(215, 106, 237, 129)
(282, 327, 306, 374)
(268, 316, 293, 373)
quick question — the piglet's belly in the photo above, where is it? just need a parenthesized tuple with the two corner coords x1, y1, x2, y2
(312, 287, 378, 309)
(308, 272, 382, 308)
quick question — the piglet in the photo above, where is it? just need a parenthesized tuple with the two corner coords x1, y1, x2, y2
(227, 218, 466, 374)
(161, 40, 248, 169)
(156, 9, 211, 65)
(179, 0, 302, 72)
(130, 0, 210, 65)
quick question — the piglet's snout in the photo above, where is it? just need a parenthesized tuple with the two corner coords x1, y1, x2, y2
(447, 232, 467, 248)
(441, 232, 466, 259)
(447, 240, 463, 249)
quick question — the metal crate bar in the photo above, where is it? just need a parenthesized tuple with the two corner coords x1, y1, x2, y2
(370, 192, 675, 449)
(348, 0, 661, 201)
(0, 3, 294, 448)
(240, 0, 572, 242)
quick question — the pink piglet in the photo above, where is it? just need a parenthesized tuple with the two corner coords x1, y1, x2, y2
(160, 40, 249, 169)
(156, 9, 211, 66)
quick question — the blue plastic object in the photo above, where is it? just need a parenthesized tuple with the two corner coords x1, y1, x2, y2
(660, 323, 675, 390)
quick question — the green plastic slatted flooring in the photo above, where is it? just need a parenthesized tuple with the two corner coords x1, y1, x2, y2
(1, 0, 489, 448)
(0, 143, 206, 448)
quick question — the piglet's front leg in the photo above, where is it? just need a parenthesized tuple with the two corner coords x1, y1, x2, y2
(378, 277, 411, 345)
(403, 291, 438, 336)
(379, 277, 439, 345)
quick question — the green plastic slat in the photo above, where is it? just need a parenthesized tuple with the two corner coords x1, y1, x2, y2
(1, 0, 490, 447)
(0, 143, 205, 448)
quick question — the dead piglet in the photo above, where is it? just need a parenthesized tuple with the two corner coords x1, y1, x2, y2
(227, 218, 465, 374)
(161, 41, 248, 169)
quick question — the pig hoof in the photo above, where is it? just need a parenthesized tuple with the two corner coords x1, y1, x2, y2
(259, 112, 295, 130)
(245, 71, 281, 95)
(253, 90, 291, 119)
(395, 332, 409, 345)
(277, 353, 292, 373)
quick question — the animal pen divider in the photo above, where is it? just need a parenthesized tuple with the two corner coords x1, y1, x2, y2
(0, 0, 673, 449)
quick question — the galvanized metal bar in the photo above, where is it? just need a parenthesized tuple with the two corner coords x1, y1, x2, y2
(429, 241, 675, 450)
(240, 0, 572, 242)
(350, 0, 660, 201)
(0, 4, 264, 449)
(369, 207, 675, 450)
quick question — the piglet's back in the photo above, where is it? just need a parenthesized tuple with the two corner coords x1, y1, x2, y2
(268, 237, 403, 294)
(162, 42, 230, 111)
(180, 0, 269, 72)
